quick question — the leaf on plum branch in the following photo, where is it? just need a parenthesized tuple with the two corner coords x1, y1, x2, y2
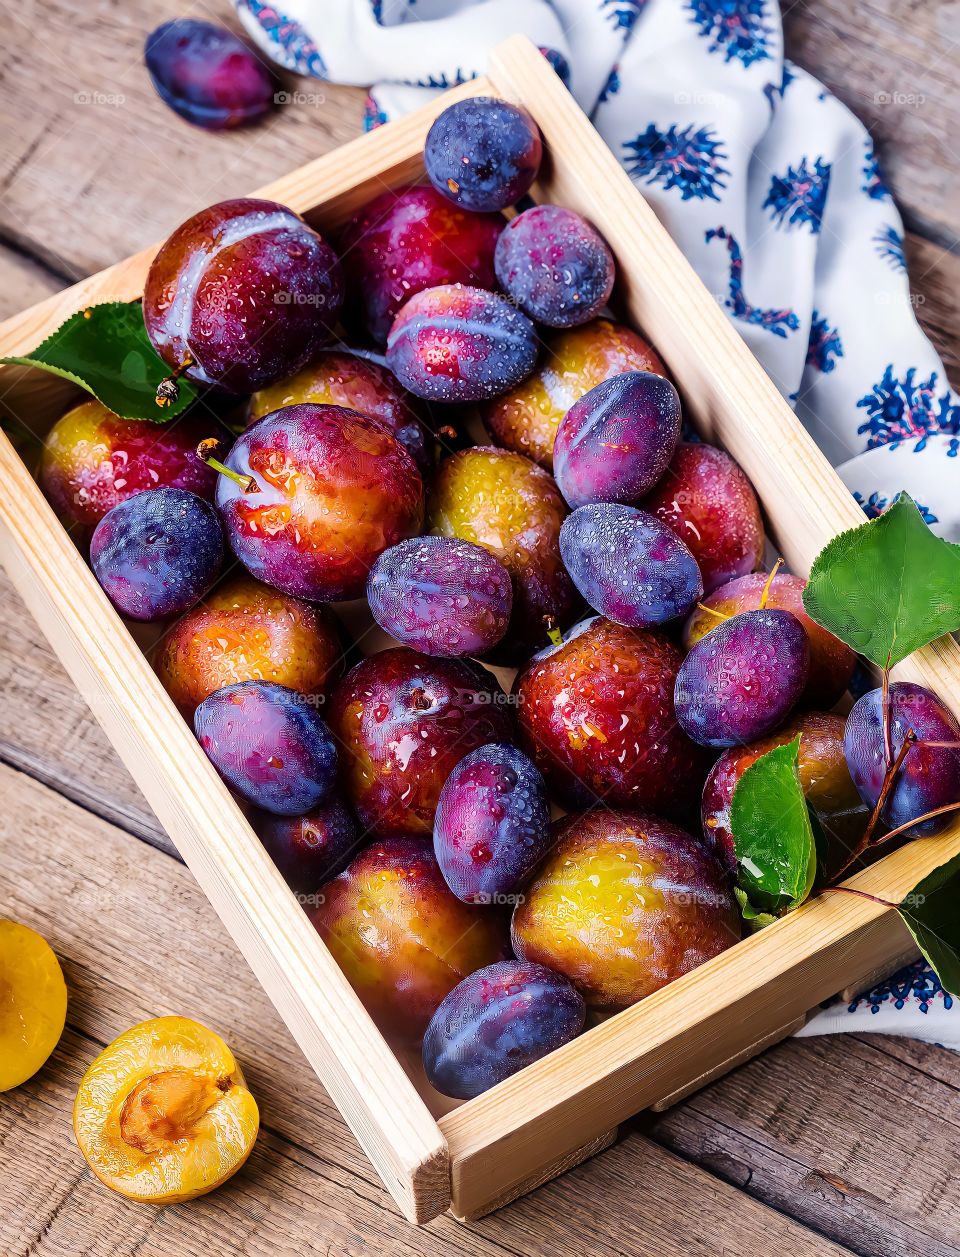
(802, 492, 960, 667)
(0, 301, 198, 422)
(899, 851, 960, 997)
(730, 736, 818, 926)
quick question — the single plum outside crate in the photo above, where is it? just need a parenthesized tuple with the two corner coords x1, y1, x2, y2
(0, 35, 954, 1224)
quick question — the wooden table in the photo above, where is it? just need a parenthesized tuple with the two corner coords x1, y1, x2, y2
(1, 3, 959, 1254)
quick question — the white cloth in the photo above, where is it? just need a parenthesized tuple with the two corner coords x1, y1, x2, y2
(234, 0, 960, 1044)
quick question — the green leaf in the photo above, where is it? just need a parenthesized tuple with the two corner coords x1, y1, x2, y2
(0, 302, 198, 421)
(732, 887, 778, 933)
(730, 737, 818, 922)
(898, 851, 960, 997)
(802, 492, 960, 667)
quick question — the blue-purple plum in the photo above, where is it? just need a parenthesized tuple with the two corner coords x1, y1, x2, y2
(553, 372, 681, 508)
(559, 503, 702, 628)
(387, 284, 538, 403)
(90, 488, 222, 621)
(424, 98, 542, 212)
(253, 798, 358, 899)
(674, 609, 809, 748)
(422, 960, 585, 1099)
(494, 204, 615, 328)
(367, 536, 512, 658)
(195, 681, 337, 816)
(844, 682, 960, 837)
(144, 19, 276, 130)
(434, 743, 551, 902)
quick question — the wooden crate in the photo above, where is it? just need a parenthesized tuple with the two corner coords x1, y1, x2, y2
(0, 35, 955, 1225)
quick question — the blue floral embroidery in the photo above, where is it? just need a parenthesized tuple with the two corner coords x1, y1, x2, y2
(857, 365, 960, 452)
(599, 67, 621, 102)
(874, 224, 907, 272)
(863, 143, 891, 201)
(402, 69, 475, 89)
(539, 47, 572, 87)
(686, 0, 771, 67)
(763, 59, 795, 110)
(238, 0, 326, 77)
(806, 312, 843, 373)
(623, 124, 729, 202)
(763, 157, 831, 233)
(854, 491, 938, 524)
(363, 94, 388, 132)
(601, 0, 647, 31)
(849, 959, 954, 1015)
(706, 227, 800, 338)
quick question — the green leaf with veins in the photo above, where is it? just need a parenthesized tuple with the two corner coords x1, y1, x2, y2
(730, 737, 818, 923)
(898, 851, 960, 997)
(0, 301, 198, 422)
(802, 492, 960, 668)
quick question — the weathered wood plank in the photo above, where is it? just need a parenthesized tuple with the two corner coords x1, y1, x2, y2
(647, 1032, 960, 1257)
(0, 762, 851, 1256)
(783, 0, 960, 248)
(0, 0, 366, 277)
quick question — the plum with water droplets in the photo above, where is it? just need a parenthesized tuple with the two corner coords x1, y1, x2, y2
(253, 797, 359, 898)
(675, 609, 810, 748)
(425, 97, 542, 212)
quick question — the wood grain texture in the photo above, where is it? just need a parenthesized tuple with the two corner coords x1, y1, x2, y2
(783, 0, 960, 248)
(0, 763, 851, 1257)
(3, 32, 960, 1225)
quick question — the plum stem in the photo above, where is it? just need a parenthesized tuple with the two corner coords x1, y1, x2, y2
(823, 886, 900, 910)
(695, 602, 729, 623)
(543, 615, 564, 648)
(830, 725, 916, 881)
(155, 353, 195, 408)
(196, 439, 257, 494)
(758, 558, 784, 610)
(865, 799, 960, 847)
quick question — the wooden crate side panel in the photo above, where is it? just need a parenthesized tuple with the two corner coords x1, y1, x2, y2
(0, 429, 449, 1224)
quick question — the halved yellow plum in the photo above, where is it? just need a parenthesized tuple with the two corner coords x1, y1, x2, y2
(73, 1016, 259, 1204)
(0, 919, 68, 1091)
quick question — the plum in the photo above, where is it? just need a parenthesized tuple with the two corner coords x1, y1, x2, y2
(684, 571, 855, 708)
(639, 442, 764, 594)
(154, 573, 343, 717)
(194, 680, 337, 815)
(40, 400, 219, 535)
(310, 838, 510, 1041)
(422, 960, 585, 1099)
(424, 97, 542, 212)
(248, 350, 431, 476)
(90, 488, 222, 621)
(144, 19, 275, 130)
(514, 616, 708, 813)
(328, 648, 513, 839)
(844, 682, 960, 838)
(215, 404, 423, 602)
(702, 711, 867, 875)
(143, 198, 343, 394)
(675, 609, 810, 748)
(553, 371, 681, 508)
(512, 811, 740, 1010)
(494, 204, 615, 328)
(559, 503, 702, 627)
(339, 185, 503, 344)
(429, 447, 577, 662)
(367, 536, 512, 658)
(434, 743, 551, 903)
(483, 318, 666, 471)
(386, 284, 538, 404)
(253, 797, 359, 899)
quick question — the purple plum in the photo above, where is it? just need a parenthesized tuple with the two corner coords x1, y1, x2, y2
(675, 609, 810, 747)
(367, 536, 512, 657)
(424, 97, 542, 212)
(195, 681, 337, 815)
(90, 487, 222, 621)
(434, 743, 551, 903)
(553, 371, 682, 508)
(494, 204, 615, 328)
(422, 960, 585, 1099)
(559, 503, 702, 627)
(253, 797, 360, 899)
(844, 682, 960, 837)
